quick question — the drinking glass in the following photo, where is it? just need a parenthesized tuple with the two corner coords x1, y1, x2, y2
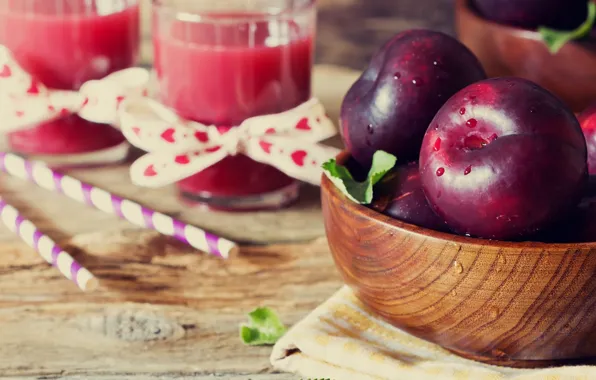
(152, 0, 316, 211)
(0, 0, 141, 166)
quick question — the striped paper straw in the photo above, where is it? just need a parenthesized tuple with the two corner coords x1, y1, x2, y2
(0, 152, 238, 259)
(0, 197, 97, 291)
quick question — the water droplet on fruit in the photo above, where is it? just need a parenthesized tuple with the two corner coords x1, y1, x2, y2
(464, 166, 472, 175)
(496, 215, 512, 223)
(436, 167, 445, 177)
(488, 133, 499, 142)
(453, 260, 464, 274)
(464, 135, 488, 150)
(434, 138, 442, 152)
(433, 59, 442, 67)
(434, 124, 439, 131)
(366, 124, 374, 134)
(393, 72, 401, 79)
(412, 77, 424, 87)
(489, 306, 499, 320)
(529, 107, 536, 113)
(470, 95, 477, 104)
(459, 108, 466, 115)
(466, 118, 477, 128)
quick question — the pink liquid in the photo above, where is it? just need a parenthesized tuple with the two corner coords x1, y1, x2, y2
(154, 14, 313, 204)
(0, 0, 140, 158)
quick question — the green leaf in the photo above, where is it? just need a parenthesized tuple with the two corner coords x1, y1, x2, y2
(322, 159, 368, 203)
(239, 307, 287, 346)
(368, 150, 399, 186)
(322, 150, 397, 204)
(538, 2, 596, 54)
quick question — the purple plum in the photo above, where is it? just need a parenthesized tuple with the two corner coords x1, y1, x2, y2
(419, 77, 587, 240)
(578, 102, 596, 176)
(371, 162, 450, 232)
(340, 29, 486, 168)
(537, 196, 596, 243)
(565, 200, 596, 242)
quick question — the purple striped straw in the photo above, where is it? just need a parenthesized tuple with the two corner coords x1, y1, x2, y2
(0, 152, 238, 259)
(0, 197, 97, 291)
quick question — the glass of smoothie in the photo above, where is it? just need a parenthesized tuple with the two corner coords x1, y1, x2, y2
(152, 0, 316, 211)
(0, 0, 140, 166)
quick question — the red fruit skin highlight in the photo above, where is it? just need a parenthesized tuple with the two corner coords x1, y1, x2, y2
(340, 29, 486, 168)
(419, 77, 587, 240)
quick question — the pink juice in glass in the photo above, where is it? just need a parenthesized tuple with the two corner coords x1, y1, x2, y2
(0, 0, 140, 164)
(154, 8, 315, 210)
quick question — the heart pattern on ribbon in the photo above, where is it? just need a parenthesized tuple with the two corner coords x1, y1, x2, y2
(118, 98, 341, 186)
(0, 45, 149, 132)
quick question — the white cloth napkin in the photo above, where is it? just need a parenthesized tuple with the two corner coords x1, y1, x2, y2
(271, 286, 596, 380)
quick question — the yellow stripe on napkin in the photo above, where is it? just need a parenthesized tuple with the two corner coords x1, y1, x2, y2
(271, 286, 596, 380)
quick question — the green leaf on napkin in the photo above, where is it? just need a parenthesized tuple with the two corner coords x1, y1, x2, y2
(240, 307, 287, 346)
(322, 150, 397, 204)
(538, 2, 596, 54)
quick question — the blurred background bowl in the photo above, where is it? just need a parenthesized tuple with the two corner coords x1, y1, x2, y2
(455, 0, 596, 112)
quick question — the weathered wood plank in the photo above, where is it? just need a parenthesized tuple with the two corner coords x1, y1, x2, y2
(0, 230, 341, 377)
(36, 375, 298, 380)
(0, 63, 353, 379)
(14, 374, 298, 380)
(30, 375, 298, 380)
(0, 0, 459, 375)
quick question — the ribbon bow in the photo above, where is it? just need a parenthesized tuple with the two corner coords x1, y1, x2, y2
(119, 98, 341, 186)
(0, 45, 149, 132)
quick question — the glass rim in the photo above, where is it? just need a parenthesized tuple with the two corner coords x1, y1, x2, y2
(0, 0, 139, 16)
(152, 0, 316, 23)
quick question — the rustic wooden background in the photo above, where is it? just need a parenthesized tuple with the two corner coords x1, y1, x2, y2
(139, 0, 456, 68)
(0, 1, 458, 379)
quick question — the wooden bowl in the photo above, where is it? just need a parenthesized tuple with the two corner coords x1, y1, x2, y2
(321, 151, 596, 368)
(455, 0, 596, 113)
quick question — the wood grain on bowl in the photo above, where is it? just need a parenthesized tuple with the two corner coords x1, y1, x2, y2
(455, 0, 596, 112)
(321, 151, 596, 368)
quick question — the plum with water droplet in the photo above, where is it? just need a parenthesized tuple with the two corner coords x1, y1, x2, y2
(419, 77, 587, 240)
(536, 195, 596, 243)
(578, 103, 596, 177)
(370, 162, 450, 232)
(340, 29, 486, 168)
(471, 0, 589, 30)
(560, 202, 596, 242)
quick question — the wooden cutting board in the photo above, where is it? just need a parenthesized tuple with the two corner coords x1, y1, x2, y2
(0, 64, 359, 245)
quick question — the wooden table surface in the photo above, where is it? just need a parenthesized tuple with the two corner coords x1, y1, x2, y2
(2, 1, 455, 378)
(0, 65, 356, 380)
